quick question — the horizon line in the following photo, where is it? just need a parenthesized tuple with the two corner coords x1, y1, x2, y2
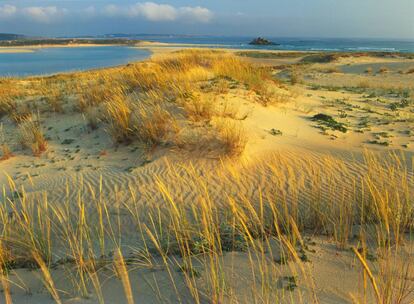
(3, 32, 414, 42)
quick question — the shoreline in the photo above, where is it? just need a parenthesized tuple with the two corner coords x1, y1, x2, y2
(0, 43, 135, 54)
(0, 48, 35, 53)
(1, 40, 413, 56)
(0, 40, 310, 55)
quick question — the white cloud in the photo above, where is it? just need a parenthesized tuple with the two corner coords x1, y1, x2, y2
(0, 4, 17, 19)
(22, 6, 67, 23)
(103, 4, 121, 17)
(179, 6, 213, 23)
(0, 2, 213, 24)
(130, 2, 177, 21)
(105, 2, 213, 23)
(83, 6, 96, 16)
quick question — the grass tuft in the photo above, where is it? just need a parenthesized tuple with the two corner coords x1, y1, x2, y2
(18, 114, 48, 156)
(215, 118, 248, 156)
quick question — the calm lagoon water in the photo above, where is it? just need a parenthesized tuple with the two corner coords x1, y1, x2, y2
(0, 46, 151, 77)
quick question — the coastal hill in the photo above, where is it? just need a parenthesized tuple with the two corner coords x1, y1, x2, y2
(0, 33, 25, 40)
(0, 37, 140, 47)
(0, 33, 143, 46)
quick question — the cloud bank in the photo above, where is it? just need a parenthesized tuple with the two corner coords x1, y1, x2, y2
(0, 4, 17, 19)
(22, 6, 68, 23)
(0, 2, 213, 24)
(105, 2, 213, 23)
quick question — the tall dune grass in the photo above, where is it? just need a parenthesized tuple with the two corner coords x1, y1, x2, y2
(73, 50, 280, 155)
(0, 124, 12, 160)
(0, 97, 15, 119)
(182, 92, 216, 122)
(133, 99, 178, 147)
(0, 150, 412, 303)
(105, 89, 135, 143)
(215, 118, 248, 157)
(40, 81, 65, 113)
(1, 50, 289, 157)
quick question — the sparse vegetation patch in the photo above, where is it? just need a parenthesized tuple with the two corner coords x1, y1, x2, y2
(311, 113, 347, 133)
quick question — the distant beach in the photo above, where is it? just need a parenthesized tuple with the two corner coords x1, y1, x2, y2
(0, 48, 35, 53)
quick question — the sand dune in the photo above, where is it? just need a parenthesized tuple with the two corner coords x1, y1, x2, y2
(0, 49, 413, 303)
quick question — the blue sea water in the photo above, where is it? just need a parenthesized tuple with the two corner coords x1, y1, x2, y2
(0, 46, 150, 77)
(129, 35, 414, 53)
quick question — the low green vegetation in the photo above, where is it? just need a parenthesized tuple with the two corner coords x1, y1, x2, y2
(301, 53, 341, 63)
(367, 139, 390, 146)
(301, 52, 414, 64)
(269, 128, 283, 136)
(311, 113, 347, 133)
(236, 51, 307, 59)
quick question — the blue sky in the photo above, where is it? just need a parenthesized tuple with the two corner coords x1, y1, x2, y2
(0, 0, 413, 39)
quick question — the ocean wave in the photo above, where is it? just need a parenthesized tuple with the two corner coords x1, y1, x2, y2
(309, 48, 341, 51)
(345, 47, 398, 51)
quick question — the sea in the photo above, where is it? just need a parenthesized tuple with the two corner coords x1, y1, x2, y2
(128, 35, 414, 53)
(1, 36, 413, 77)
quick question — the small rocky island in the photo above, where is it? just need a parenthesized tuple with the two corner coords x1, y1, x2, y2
(249, 37, 278, 45)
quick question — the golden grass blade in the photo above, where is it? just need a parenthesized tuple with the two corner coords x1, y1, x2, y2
(352, 247, 381, 303)
(114, 248, 134, 304)
(32, 251, 62, 304)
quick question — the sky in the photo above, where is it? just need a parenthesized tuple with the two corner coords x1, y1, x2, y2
(0, 0, 413, 39)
